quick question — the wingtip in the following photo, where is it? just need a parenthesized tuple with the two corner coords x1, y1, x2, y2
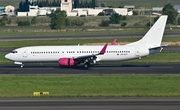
(99, 43, 108, 55)
(111, 39, 117, 45)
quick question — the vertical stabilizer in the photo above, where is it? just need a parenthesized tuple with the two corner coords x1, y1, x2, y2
(127, 15, 168, 47)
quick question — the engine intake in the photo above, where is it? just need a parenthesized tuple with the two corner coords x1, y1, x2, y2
(59, 58, 77, 67)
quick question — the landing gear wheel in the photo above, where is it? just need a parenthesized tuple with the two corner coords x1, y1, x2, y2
(84, 62, 90, 69)
(21, 64, 24, 68)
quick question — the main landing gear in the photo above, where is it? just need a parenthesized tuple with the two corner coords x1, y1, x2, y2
(20, 64, 24, 68)
(83, 62, 90, 69)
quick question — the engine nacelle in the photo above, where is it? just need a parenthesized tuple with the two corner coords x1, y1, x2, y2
(59, 58, 77, 67)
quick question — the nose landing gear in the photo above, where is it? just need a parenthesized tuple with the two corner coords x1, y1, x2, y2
(20, 64, 24, 68)
(14, 62, 24, 68)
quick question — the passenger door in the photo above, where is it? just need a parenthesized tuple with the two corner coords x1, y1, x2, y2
(23, 50, 28, 58)
(135, 48, 140, 56)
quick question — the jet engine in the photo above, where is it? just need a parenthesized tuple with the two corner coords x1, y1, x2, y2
(59, 58, 77, 67)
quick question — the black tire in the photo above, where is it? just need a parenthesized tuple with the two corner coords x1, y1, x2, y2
(84, 62, 90, 69)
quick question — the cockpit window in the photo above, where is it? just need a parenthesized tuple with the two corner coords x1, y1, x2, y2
(11, 50, 18, 53)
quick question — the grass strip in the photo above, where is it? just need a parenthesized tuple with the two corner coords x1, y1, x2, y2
(0, 38, 139, 48)
(0, 27, 179, 37)
(0, 53, 11, 64)
(0, 75, 180, 98)
(125, 52, 180, 63)
(0, 29, 146, 37)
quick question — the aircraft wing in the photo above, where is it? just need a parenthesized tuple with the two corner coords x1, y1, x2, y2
(73, 44, 108, 63)
(73, 54, 97, 63)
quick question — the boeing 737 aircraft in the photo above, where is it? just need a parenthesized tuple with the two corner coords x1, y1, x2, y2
(5, 15, 168, 69)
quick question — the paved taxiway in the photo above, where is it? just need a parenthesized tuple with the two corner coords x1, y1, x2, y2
(0, 32, 179, 41)
(0, 98, 180, 110)
(0, 63, 180, 74)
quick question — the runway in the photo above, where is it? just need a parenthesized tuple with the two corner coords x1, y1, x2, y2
(0, 63, 180, 74)
(0, 98, 180, 110)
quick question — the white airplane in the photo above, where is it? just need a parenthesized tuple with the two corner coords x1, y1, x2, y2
(5, 15, 168, 69)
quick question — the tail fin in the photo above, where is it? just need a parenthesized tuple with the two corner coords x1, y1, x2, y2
(127, 15, 168, 47)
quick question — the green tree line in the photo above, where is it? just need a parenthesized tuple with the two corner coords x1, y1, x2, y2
(74, 0, 97, 8)
(36, 0, 60, 7)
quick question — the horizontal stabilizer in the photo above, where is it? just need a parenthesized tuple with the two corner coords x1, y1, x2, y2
(161, 44, 168, 47)
(149, 44, 168, 50)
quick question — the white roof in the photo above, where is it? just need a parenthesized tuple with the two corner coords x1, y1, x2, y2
(67, 12, 78, 16)
(174, 5, 180, 10)
(124, 6, 135, 8)
(152, 7, 163, 11)
(5, 5, 15, 12)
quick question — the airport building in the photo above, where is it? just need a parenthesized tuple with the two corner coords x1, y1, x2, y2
(17, 5, 60, 16)
(60, 0, 131, 16)
(0, 6, 5, 15)
(5, 5, 15, 15)
(174, 5, 180, 14)
(17, 0, 132, 16)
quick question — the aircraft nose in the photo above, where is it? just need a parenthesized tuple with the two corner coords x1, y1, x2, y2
(5, 53, 11, 60)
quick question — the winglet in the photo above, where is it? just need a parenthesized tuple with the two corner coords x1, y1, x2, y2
(111, 39, 117, 45)
(99, 44, 108, 55)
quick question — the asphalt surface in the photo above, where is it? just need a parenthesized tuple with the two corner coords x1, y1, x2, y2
(0, 32, 180, 41)
(0, 63, 180, 110)
(0, 63, 180, 74)
(0, 98, 180, 110)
